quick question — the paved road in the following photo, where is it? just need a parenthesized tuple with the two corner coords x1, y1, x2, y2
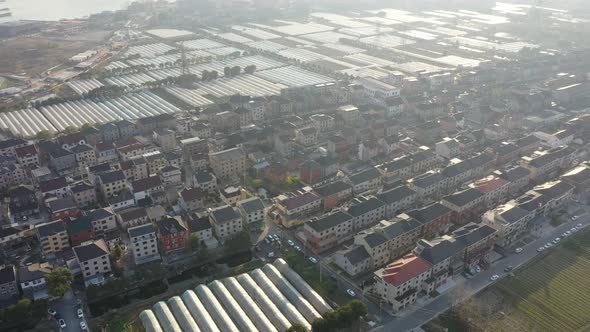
(373, 212, 590, 332)
(50, 290, 87, 332)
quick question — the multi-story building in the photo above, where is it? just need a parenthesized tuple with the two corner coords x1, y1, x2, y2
(180, 137, 208, 160)
(0, 164, 28, 191)
(495, 166, 531, 195)
(520, 146, 576, 180)
(561, 164, 590, 200)
(18, 263, 52, 299)
(178, 187, 205, 212)
(186, 214, 214, 247)
(237, 197, 265, 224)
(49, 147, 76, 172)
(482, 203, 534, 248)
(0, 138, 27, 157)
(310, 114, 334, 132)
(304, 211, 353, 254)
(117, 207, 149, 230)
(469, 175, 510, 208)
(86, 207, 117, 233)
(66, 217, 96, 246)
(408, 171, 449, 199)
(209, 205, 243, 240)
(69, 182, 97, 208)
(156, 216, 188, 255)
(346, 167, 382, 194)
(159, 165, 182, 186)
(274, 191, 322, 227)
(314, 180, 353, 211)
(70, 144, 96, 165)
(8, 186, 39, 219)
(209, 147, 246, 181)
(441, 188, 486, 225)
(376, 185, 417, 218)
(193, 171, 217, 193)
(39, 176, 69, 200)
(405, 202, 452, 239)
(435, 137, 461, 160)
(347, 197, 386, 231)
(97, 170, 127, 199)
(36, 221, 70, 257)
(131, 175, 164, 202)
(48, 197, 79, 221)
(73, 239, 111, 286)
(373, 254, 434, 312)
(295, 127, 319, 147)
(0, 265, 18, 301)
(153, 128, 177, 152)
(15, 144, 39, 167)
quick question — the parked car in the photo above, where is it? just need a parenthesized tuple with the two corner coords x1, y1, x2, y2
(571, 227, 578, 233)
(515, 247, 523, 253)
(294, 245, 302, 252)
(571, 215, 578, 221)
(267, 252, 275, 258)
(490, 275, 499, 281)
(474, 266, 481, 273)
(537, 247, 545, 252)
(346, 289, 356, 297)
(77, 308, 83, 318)
(553, 237, 561, 244)
(287, 240, 294, 246)
(576, 223, 583, 228)
(273, 234, 280, 241)
(504, 266, 513, 272)
(58, 319, 66, 328)
(308, 257, 318, 264)
(47, 308, 57, 316)
(264, 238, 271, 244)
(80, 322, 87, 330)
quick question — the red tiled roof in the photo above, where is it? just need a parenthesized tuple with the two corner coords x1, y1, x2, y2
(382, 254, 432, 286)
(15, 144, 38, 158)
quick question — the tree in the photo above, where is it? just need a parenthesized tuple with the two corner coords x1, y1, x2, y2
(224, 231, 251, 256)
(111, 245, 123, 262)
(231, 66, 241, 76)
(224, 66, 232, 77)
(36, 130, 53, 140)
(311, 318, 330, 332)
(63, 126, 79, 134)
(46, 268, 73, 297)
(201, 70, 209, 81)
(244, 64, 257, 74)
(287, 323, 307, 332)
(348, 299, 368, 318)
(209, 70, 219, 80)
(190, 234, 202, 251)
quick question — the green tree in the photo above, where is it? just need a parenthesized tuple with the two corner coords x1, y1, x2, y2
(224, 66, 232, 77)
(46, 268, 73, 297)
(311, 317, 330, 332)
(63, 126, 79, 134)
(244, 64, 257, 74)
(111, 245, 123, 262)
(230, 66, 241, 76)
(35, 130, 54, 140)
(286, 323, 307, 332)
(348, 299, 368, 318)
(224, 231, 251, 256)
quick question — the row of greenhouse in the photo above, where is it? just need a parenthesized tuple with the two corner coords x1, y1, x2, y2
(140, 259, 332, 332)
(0, 91, 180, 137)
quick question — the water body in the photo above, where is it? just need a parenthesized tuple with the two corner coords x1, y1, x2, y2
(5, 0, 134, 21)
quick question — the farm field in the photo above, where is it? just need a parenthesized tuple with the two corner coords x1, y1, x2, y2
(426, 229, 590, 332)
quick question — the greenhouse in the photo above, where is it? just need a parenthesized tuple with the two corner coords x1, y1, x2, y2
(140, 260, 329, 331)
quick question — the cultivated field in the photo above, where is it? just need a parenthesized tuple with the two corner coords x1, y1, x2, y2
(426, 229, 590, 332)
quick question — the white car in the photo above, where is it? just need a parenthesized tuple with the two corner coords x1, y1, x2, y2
(576, 223, 583, 228)
(80, 321, 87, 330)
(267, 252, 275, 258)
(58, 319, 66, 329)
(77, 308, 83, 318)
(294, 245, 302, 252)
(475, 266, 481, 274)
(544, 243, 552, 249)
(553, 237, 560, 244)
(571, 215, 578, 221)
(346, 289, 356, 297)
(490, 274, 499, 281)
(537, 247, 545, 252)
(47, 308, 57, 316)
(287, 240, 294, 246)
(308, 257, 318, 264)
(571, 227, 578, 233)
(515, 247, 523, 253)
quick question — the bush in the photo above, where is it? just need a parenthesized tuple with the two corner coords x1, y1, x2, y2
(312, 300, 367, 332)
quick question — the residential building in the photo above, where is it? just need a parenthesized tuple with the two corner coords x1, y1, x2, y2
(209, 205, 243, 240)
(107, 191, 135, 212)
(117, 207, 149, 230)
(97, 170, 127, 199)
(469, 175, 510, 208)
(180, 137, 208, 160)
(373, 254, 434, 312)
(15, 144, 39, 167)
(69, 182, 97, 208)
(435, 137, 461, 160)
(334, 246, 372, 276)
(408, 171, 449, 199)
(153, 128, 176, 152)
(0, 265, 18, 301)
(237, 197, 265, 224)
(274, 191, 322, 227)
(156, 216, 188, 255)
(209, 147, 247, 181)
(73, 239, 111, 286)
(39, 176, 69, 200)
(67, 217, 96, 246)
(310, 114, 334, 132)
(534, 129, 575, 148)
(482, 203, 533, 247)
(495, 166, 531, 195)
(86, 208, 117, 233)
(406, 203, 452, 238)
(304, 211, 353, 254)
(0, 138, 27, 157)
(193, 171, 217, 193)
(8, 186, 39, 219)
(314, 180, 353, 211)
(561, 165, 590, 199)
(70, 144, 96, 165)
(441, 188, 486, 225)
(95, 142, 118, 163)
(347, 197, 386, 231)
(131, 175, 164, 202)
(295, 127, 318, 147)
(36, 220, 70, 257)
(520, 146, 576, 180)
(159, 165, 182, 186)
(49, 147, 76, 172)
(186, 214, 214, 248)
(178, 187, 205, 212)
(48, 197, 78, 221)
(18, 263, 52, 300)
(376, 185, 417, 218)
(346, 167, 382, 194)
